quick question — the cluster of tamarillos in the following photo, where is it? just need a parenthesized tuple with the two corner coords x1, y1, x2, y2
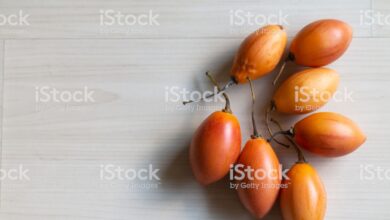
(186, 19, 366, 220)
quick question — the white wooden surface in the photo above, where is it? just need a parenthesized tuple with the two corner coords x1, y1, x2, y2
(0, 0, 389, 219)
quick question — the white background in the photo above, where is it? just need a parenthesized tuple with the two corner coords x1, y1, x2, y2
(0, 0, 389, 219)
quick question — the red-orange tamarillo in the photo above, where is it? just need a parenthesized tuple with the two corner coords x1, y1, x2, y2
(231, 25, 287, 83)
(184, 25, 287, 104)
(273, 19, 352, 85)
(189, 72, 241, 185)
(272, 68, 339, 114)
(271, 112, 366, 157)
(236, 78, 281, 219)
(280, 163, 327, 220)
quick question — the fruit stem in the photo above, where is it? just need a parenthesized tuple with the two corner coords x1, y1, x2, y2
(182, 77, 237, 105)
(265, 101, 275, 137)
(267, 130, 290, 148)
(270, 118, 306, 163)
(272, 53, 294, 86)
(265, 102, 289, 147)
(272, 61, 286, 85)
(247, 77, 260, 138)
(205, 72, 232, 113)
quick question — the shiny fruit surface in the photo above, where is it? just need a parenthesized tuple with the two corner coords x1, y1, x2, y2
(294, 112, 366, 157)
(280, 163, 327, 220)
(290, 19, 352, 67)
(236, 138, 281, 218)
(273, 68, 339, 114)
(232, 25, 287, 83)
(190, 111, 241, 185)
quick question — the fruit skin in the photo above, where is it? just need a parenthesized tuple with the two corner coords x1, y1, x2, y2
(290, 19, 352, 67)
(273, 68, 339, 114)
(294, 112, 366, 157)
(190, 111, 241, 185)
(236, 138, 281, 219)
(231, 25, 287, 84)
(280, 163, 327, 220)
